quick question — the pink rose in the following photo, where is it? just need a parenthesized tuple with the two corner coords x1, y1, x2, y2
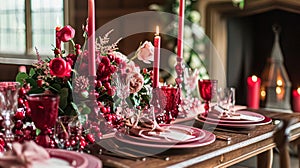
(49, 58, 72, 78)
(56, 25, 75, 42)
(136, 41, 154, 64)
(128, 72, 144, 93)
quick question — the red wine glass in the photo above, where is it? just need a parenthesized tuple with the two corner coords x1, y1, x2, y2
(198, 79, 218, 116)
(27, 94, 59, 147)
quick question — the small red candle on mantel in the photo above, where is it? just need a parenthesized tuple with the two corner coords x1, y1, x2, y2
(88, 0, 96, 76)
(177, 0, 185, 59)
(247, 75, 261, 109)
(293, 88, 300, 112)
(153, 26, 161, 88)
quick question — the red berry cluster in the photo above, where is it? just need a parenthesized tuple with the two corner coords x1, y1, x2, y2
(13, 84, 36, 143)
(94, 53, 126, 129)
(17, 85, 32, 120)
(54, 122, 96, 151)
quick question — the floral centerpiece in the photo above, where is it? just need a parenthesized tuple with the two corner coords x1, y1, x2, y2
(14, 24, 154, 150)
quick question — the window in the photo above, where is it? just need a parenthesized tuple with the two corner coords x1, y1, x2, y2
(0, 0, 65, 60)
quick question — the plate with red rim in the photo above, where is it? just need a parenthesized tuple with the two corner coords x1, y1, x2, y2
(114, 129, 216, 149)
(45, 149, 102, 168)
(200, 110, 266, 124)
(195, 115, 272, 129)
(122, 124, 207, 144)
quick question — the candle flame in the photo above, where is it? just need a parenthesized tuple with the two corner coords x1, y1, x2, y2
(155, 26, 159, 36)
(277, 79, 283, 86)
(297, 87, 300, 94)
(251, 75, 257, 82)
(56, 17, 61, 31)
(276, 87, 282, 94)
(261, 90, 266, 97)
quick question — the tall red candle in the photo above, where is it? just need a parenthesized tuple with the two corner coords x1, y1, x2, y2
(293, 88, 300, 112)
(55, 26, 61, 50)
(153, 26, 161, 88)
(177, 0, 185, 58)
(247, 75, 261, 109)
(88, 0, 96, 76)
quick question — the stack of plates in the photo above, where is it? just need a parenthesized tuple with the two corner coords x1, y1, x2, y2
(41, 149, 102, 168)
(195, 110, 272, 129)
(114, 124, 216, 149)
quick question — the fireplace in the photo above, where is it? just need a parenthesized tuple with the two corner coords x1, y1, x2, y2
(198, 0, 300, 108)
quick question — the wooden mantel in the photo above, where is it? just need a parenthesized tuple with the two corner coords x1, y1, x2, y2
(197, 0, 300, 87)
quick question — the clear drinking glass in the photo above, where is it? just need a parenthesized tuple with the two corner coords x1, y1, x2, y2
(114, 72, 131, 119)
(182, 68, 199, 116)
(217, 87, 236, 113)
(0, 82, 20, 149)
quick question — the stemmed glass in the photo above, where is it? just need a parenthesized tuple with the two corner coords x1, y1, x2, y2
(198, 79, 218, 117)
(0, 82, 20, 149)
(139, 87, 162, 130)
(114, 72, 132, 119)
(217, 87, 236, 113)
(27, 94, 59, 147)
(182, 68, 199, 116)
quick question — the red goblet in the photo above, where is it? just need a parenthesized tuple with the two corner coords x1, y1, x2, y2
(27, 94, 59, 147)
(154, 86, 181, 124)
(198, 79, 217, 117)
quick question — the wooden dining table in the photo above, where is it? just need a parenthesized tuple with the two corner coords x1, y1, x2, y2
(86, 109, 300, 168)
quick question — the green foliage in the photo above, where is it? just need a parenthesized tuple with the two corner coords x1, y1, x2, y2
(16, 72, 28, 86)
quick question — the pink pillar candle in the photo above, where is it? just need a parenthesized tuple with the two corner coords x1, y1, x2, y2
(247, 75, 261, 109)
(88, 0, 96, 76)
(177, 0, 185, 59)
(293, 88, 300, 112)
(153, 26, 161, 88)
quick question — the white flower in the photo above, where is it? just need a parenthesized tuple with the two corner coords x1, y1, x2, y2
(136, 41, 154, 64)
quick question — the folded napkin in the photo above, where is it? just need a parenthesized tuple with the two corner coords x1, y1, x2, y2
(126, 118, 163, 136)
(210, 105, 261, 121)
(126, 118, 195, 142)
(0, 141, 50, 168)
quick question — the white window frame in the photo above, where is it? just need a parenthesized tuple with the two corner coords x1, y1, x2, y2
(0, 0, 70, 65)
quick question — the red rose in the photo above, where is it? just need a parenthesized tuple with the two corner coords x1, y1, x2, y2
(100, 56, 110, 66)
(49, 58, 72, 78)
(56, 25, 75, 42)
